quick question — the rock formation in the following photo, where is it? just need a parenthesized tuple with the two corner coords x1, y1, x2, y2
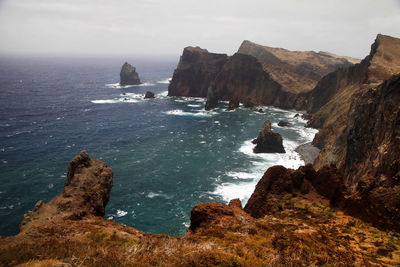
(227, 96, 240, 110)
(204, 82, 218, 110)
(144, 91, 155, 99)
(19, 151, 113, 232)
(252, 120, 285, 153)
(168, 47, 228, 97)
(120, 62, 141, 86)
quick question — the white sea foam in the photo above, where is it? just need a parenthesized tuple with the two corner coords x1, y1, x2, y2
(116, 209, 128, 217)
(91, 99, 119, 104)
(105, 82, 154, 88)
(146, 192, 172, 199)
(158, 78, 172, 84)
(157, 91, 168, 97)
(212, 114, 317, 205)
(187, 104, 201, 107)
(164, 109, 217, 117)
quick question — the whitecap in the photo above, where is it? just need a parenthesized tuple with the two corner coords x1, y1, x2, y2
(91, 99, 119, 104)
(157, 78, 172, 84)
(116, 210, 128, 217)
(213, 181, 257, 204)
(164, 109, 217, 117)
(187, 104, 201, 108)
(157, 91, 168, 97)
(105, 82, 154, 88)
(146, 192, 172, 199)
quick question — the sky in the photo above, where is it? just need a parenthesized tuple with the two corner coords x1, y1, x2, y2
(0, 0, 399, 59)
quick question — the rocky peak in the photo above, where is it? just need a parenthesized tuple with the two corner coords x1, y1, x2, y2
(120, 62, 141, 86)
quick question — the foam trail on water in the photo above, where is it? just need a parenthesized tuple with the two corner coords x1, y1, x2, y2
(158, 78, 172, 84)
(164, 109, 217, 117)
(91, 99, 120, 104)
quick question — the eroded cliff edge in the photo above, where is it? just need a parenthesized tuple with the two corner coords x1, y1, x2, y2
(1, 152, 399, 266)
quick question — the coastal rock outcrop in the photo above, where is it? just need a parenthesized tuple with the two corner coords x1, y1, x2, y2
(227, 96, 240, 110)
(252, 120, 285, 153)
(144, 91, 155, 99)
(120, 62, 141, 86)
(204, 82, 218, 110)
(168, 46, 228, 97)
(19, 151, 113, 232)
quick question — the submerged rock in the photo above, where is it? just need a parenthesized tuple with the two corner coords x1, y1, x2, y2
(278, 120, 292, 127)
(120, 62, 141, 86)
(144, 91, 155, 99)
(227, 96, 240, 111)
(252, 120, 285, 153)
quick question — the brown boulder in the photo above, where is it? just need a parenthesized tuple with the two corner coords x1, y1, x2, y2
(189, 203, 234, 232)
(227, 96, 240, 111)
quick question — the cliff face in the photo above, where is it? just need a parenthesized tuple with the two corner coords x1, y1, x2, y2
(168, 47, 228, 97)
(308, 35, 400, 177)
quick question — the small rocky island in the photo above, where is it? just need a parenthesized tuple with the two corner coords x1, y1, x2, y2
(252, 120, 285, 153)
(120, 62, 141, 86)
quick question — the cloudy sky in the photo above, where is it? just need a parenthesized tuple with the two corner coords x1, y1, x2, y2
(0, 0, 399, 58)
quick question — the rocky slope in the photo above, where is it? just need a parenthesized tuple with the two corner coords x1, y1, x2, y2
(120, 62, 141, 86)
(238, 40, 357, 94)
(1, 152, 399, 266)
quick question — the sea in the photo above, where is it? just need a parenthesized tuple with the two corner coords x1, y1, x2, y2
(0, 55, 317, 236)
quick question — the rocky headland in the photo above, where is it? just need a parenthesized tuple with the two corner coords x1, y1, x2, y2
(1, 34, 400, 266)
(120, 62, 141, 86)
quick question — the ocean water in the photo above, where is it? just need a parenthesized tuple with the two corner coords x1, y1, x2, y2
(0, 55, 317, 236)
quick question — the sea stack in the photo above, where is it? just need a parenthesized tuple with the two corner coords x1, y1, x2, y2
(120, 62, 141, 86)
(252, 120, 285, 153)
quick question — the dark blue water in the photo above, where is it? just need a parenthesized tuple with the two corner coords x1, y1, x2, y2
(0, 55, 316, 236)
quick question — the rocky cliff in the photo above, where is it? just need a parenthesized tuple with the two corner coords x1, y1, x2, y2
(120, 62, 141, 86)
(168, 41, 356, 109)
(168, 47, 228, 97)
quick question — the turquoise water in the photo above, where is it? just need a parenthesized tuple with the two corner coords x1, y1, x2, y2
(0, 56, 317, 236)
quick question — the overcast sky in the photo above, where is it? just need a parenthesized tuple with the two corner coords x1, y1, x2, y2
(0, 0, 399, 58)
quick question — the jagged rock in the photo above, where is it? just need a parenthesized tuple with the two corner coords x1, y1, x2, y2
(189, 203, 234, 232)
(19, 151, 113, 232)
(258, 109, 264, 113)
(204, 82, 218, 110)
(278, 121, 292, 127)
(227, 96, 240, 111)
(252, 120, 285, 153)
(120, 62, 141, 86)
(144, 91, 155, 99)
(244, 165, 316, 218)
(294, 113, 300, 118)
(168, 47, 228, 97)
(228, 198, 243, 209)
